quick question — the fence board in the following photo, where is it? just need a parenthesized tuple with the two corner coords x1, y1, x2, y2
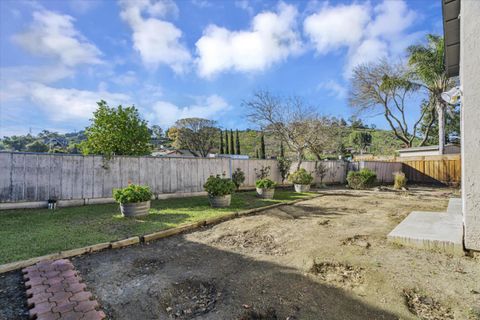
(2, 152, 420, 204)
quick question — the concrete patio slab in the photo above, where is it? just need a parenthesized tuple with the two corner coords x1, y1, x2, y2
(387, 199, 464, 255)
(447, 197, 462, 215)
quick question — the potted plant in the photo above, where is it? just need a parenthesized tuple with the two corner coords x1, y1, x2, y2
(255, 178, 276, 199)
(113, 184, 153, 217)
(203, 174, 236, 208)
(288, 168, 314, 192)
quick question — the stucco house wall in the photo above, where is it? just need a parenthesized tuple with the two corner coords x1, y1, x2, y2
(461, 0, 480, 251)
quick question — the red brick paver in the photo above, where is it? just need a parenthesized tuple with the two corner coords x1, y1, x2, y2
(22, 259, 105, 320)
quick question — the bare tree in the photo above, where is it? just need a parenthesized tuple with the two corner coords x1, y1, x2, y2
(245, 91, 319, 169)
(307, 117, 342, 160)
(349, 60, 431, 147)
(174, 118, 218, 157)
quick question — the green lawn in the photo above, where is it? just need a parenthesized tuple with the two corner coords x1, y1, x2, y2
(0, 190, 313, 264)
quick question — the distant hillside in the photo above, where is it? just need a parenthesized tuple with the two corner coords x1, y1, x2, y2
(1, 126, 410, 157)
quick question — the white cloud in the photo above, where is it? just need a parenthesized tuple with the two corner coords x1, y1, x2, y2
(303, 3, 370, 54)
(303, 0, 418, 78)
(12, 10, 102, 66)
(29, 84, 131, 122)
(235, 0, 254, 15)
(1, 82, 130, 122)
(317, 80, 347, 99)
(150, 95, 230, 127)
(367, 0, 417, 39)
(119, 0, 191, 73)
(195, 2, 303, 78)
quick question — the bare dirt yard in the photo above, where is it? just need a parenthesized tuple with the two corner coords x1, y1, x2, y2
(2, 187, 479, 319)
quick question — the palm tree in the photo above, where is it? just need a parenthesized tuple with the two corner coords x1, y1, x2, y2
(408, 34, 455, 154)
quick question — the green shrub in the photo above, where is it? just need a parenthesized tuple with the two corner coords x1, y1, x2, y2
(393, 171, 407, 189)
(347, 168, 377, 189)
(203, 175, 236, 196)
(288, 168, 314, 185)
(113, 185, 152, 204)
(231, 168, 245, 190)
(255, 178, 276, 189)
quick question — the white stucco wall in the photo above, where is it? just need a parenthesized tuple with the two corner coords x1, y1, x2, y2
(461, 0, 480, 251)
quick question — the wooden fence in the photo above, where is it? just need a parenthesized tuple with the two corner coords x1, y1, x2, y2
(0, 152, 459, 206)
(399, 155, 461, 185)
(0, 152, 348, 204)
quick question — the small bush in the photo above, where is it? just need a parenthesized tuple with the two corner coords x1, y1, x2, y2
(113, 184, 152, 204)
(231, 168, 245, 190)
(288, 168, 314, 185)
(393, 171, 407, 189)
(255, 178, 276, 189)
(203, 175, 236, 196)
(347, 168, 377, 189)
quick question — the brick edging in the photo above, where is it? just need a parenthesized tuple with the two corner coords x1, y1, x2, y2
(0, 194, 320, 274)
(23, 259, 105, 320)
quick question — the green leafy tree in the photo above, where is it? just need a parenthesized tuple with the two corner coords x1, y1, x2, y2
(174, 118, 218, 157)
(255, 148, 259, 159)
(219, 129, 224, 154)
(26, 140, 49, 153)
(82, 100, 151, 159)
(229, 129, 235, 155)
(408, 34, 455, 154)
(349, 131, 372, 154)
(259, 132, 266, 159)
(280, 141, 285, 158)
(2, 134, 35, 151)
(235, 130, 241, 154)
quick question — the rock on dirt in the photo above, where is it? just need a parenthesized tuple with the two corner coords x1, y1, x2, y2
(403, 289, 454, 320)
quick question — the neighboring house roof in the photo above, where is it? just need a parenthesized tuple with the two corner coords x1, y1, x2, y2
(397, 144, 460, 154)
(442, 0, 460, 77)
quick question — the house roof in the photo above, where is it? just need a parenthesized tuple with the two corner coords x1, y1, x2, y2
(442, 0, 460, 77)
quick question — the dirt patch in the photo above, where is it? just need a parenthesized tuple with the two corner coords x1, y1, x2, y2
(161, 279, 218, 319)
(403, 289, 454, 320)
(341, 235, 371, 248)
(131, 257, 165, 274)
(310, 261, 364, 288)
(212, 228, 286, 256)
(4, 186, 470, 320)
(0, 271, 29, 320)
(239, 307, 278, 320)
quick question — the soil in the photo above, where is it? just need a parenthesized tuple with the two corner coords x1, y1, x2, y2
(0, 271, 29, 320)
(1, 186, 479, 320)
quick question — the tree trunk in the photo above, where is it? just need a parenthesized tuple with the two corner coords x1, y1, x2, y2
(296, 150, 303, 170)
(437, 102, 446, 154)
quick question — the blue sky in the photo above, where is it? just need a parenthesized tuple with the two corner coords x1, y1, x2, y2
(0, 0, 443, 136)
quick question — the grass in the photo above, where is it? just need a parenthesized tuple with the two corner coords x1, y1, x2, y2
(0, 190, 313, 264)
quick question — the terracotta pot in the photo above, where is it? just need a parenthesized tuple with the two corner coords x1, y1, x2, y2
(294, 184, 310, 193)
(120, 200, 151, 217)
(208, 194, 231, 208)
(256, 188, 275, 199)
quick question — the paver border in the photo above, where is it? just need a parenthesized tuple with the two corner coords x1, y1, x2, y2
(0, 194, 321, 274)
